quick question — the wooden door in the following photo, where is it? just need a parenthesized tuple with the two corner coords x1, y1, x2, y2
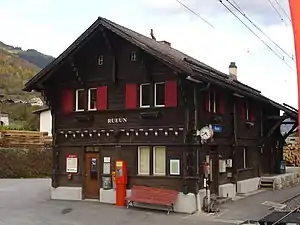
(84, 152, 100, 199)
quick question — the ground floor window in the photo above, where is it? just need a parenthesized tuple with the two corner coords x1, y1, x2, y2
(243, 147, 248, 169)
(138, 146, 166, 175)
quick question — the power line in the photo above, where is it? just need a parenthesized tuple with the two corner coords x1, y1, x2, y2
(217, 0, 295, 72)
(273, 0, 292, 22)
(175, 0, 215, 29)
(226, 0, 294, 61)
(267, 0, 289, 26)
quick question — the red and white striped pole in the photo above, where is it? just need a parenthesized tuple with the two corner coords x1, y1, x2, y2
(289, 0, 300, 139)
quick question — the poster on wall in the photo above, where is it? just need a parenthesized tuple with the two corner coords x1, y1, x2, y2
(66, 154, 78, 173)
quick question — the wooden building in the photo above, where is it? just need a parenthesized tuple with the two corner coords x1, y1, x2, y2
(23, 17, 298, 213)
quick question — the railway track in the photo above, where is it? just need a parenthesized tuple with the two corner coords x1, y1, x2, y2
(279, 192, 300, 211)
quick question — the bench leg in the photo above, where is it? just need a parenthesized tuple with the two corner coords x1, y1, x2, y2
(126, 201, 134, 208)
(167, 204, 175, 215)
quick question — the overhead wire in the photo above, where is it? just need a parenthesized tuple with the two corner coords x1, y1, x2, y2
(225, 0, 294, 61)
(267, 0, 289, 26)
(175, 0, 215, 29)
(273, 0, 292, 22)
(217, 0, 295, 72)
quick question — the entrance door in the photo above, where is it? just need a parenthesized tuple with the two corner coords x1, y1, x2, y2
(84, 152, 100, 199)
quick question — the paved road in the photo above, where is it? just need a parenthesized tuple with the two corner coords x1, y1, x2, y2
(0, 179, 233, 225)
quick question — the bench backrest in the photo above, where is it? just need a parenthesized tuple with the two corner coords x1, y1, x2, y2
(131, 185, 178, 204)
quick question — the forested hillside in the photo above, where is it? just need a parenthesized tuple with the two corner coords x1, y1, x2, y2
(0, 41, 55, 130)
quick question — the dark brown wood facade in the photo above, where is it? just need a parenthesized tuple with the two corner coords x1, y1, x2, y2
(25, 17, 298, 197)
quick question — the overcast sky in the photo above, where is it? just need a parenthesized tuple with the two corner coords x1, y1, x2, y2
(0, 0, 297, 108)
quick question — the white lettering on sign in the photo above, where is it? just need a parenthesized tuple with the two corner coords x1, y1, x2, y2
(107, 117, 128, 124)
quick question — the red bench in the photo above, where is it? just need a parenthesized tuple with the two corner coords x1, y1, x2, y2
(126, 186, 178, 214)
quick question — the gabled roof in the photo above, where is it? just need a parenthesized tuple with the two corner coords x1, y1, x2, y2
(23, 16, 298, 120)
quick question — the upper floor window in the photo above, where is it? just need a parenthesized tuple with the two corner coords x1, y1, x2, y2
(154, 82, 165, 107)
(205, 90, 225, 114)
(75, 89, 85, 111)
(130, 51, 137, 61)
(98, 56, 104, 65)
(244, 101, 249, 120)
(208, 91, 217, 113)
(140, 83, 150, 108)
(88, 88, 97, 110)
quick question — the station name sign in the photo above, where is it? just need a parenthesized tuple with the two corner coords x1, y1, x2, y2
(107, 117, 128, 124)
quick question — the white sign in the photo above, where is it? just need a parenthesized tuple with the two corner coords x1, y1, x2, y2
(104, 157, 110, 163)
(107, 117, 128, 124)
(66, 154, 78, 173)
(170, 159, 180, 175)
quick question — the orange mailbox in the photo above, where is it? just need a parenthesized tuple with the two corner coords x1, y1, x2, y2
(115, 160, 127, 207)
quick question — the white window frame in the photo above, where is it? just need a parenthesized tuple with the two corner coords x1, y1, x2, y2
(137, 146, 150, 175)
(243, 147, 247, 169)
(208, 91, 217, 113)
(153, 146, 166, 175)
(154, 82, 165, 107)
(98, 55, 104, 65)
(139, 83, 150, 108)
(130, 51, 137, 61)
(88, 88, 97, 111)
(75, 89, 85, 112)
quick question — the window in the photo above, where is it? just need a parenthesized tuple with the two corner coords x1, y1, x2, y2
(208, 91, 217, 113)
(88, 88, 97, 110)
(140, 83, 150, 108)
(130, 51, 137, 61)
(138, 146, 150, 175)
(75, 89, 85, 111)
(98, 56, 104, 65)
(244, 101, 249, 120)
(154, 82, 165, 107)
(243, 147, 248, 169)
(153, 146, 166, 175)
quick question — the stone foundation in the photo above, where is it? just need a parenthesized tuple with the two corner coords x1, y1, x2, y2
(237, 177, 260, 194)
(51, 186, 82, 201)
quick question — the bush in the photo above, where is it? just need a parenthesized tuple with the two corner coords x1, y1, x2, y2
(0, 147, 52, 178)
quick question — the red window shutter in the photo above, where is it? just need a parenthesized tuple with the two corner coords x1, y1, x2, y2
(218, 94, 225, 114)
(204, 91, 210, 111)
(239, 100, 245, 119)
(62, 89, 73, 115)
(125, 83, 137, 109)
(165, 80, 177, 107)
(97, 86, 108, 110)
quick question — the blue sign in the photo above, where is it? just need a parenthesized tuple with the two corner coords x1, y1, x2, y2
(212, 125, 223, 133)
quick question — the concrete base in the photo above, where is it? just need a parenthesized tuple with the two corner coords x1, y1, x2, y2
(237, 177, 260, 194)
(51, 186, 82, 201)
(99, 188, 199, 214)
(219, 183, 236, 198)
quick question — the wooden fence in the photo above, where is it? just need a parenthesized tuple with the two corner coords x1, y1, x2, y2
(0, 130, 52, 148)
